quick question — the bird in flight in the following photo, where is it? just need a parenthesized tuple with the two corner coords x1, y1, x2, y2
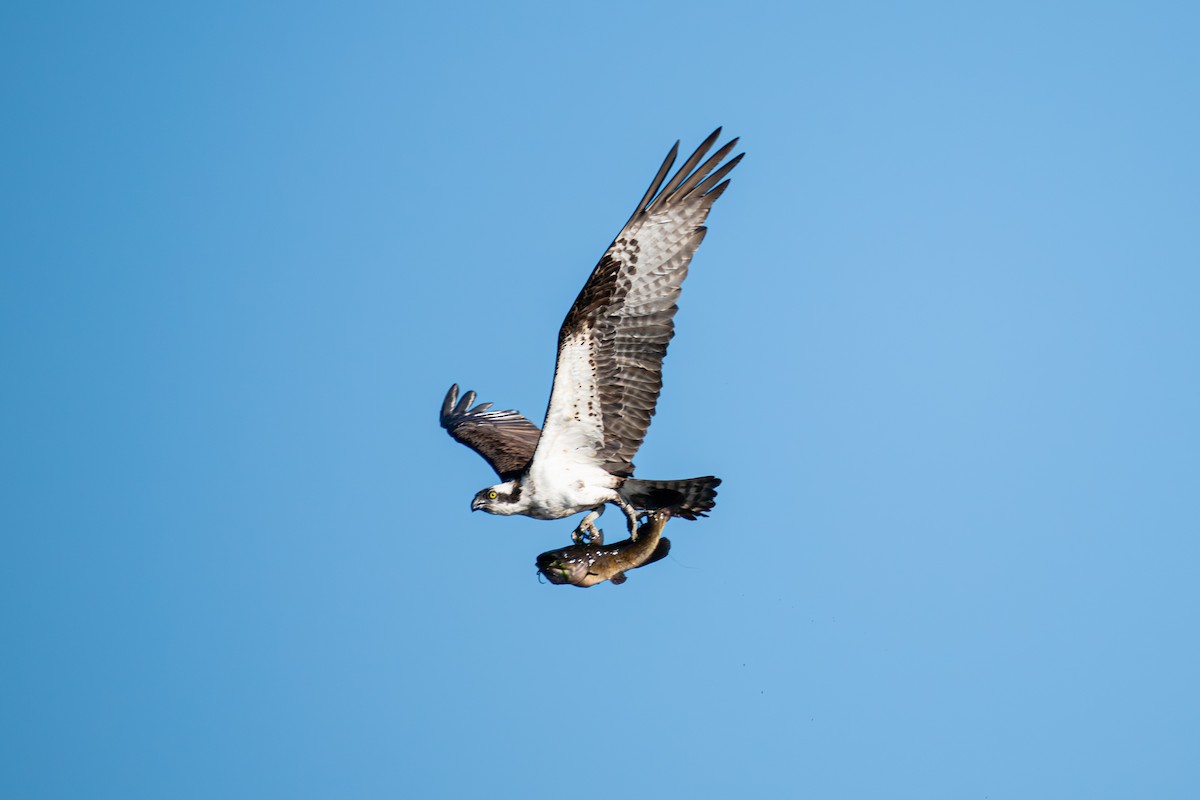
(441, 129, 742, 543)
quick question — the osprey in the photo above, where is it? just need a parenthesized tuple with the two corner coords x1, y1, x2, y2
(441, 129, 741, 543)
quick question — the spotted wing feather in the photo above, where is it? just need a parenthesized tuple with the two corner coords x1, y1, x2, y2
(534, 130, 743, 477)
(440, 384, 541, 480)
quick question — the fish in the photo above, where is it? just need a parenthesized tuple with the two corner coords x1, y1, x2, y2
(535, 512, 671, 587)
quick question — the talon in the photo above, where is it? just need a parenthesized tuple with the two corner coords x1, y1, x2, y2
(627, 515, 642, 540)
(616, 498, 642, 540)
(572, 521, 603, 546)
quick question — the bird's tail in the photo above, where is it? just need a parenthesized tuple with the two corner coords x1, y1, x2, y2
(620, 476, 721, 520)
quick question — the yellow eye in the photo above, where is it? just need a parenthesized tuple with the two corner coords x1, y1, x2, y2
(488, 490, 498, 500)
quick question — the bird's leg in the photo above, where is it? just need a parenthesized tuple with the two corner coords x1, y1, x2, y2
(572, 508, 604, 545)
(614, 496, 643, 539)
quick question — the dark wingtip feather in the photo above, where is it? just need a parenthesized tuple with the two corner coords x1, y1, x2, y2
(677, 138, 740, 198)
(627, 139, 681, 225)
(655, 128, 724, 204)
(456, 390, 476, 416)
(704, 179, 733, 201)
(441, 384, 460, 425)
(694, 152, 744, 198)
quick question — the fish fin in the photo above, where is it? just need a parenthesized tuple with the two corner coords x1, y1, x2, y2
(642, 538, 672, 567)
(611, 572, 628, 585)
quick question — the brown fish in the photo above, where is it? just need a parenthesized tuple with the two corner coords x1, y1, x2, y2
(536, 512, 671, 587)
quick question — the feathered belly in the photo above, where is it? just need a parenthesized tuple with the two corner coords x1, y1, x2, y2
(524, 461, 620, 519)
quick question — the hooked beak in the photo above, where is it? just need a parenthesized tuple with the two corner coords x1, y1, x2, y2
(471, 497, 484, 512)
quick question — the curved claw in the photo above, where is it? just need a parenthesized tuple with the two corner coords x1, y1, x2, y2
(572, 524, 604, 546)
(572, 509, 605, 545)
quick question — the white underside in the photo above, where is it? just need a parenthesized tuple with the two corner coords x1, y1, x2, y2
(522, 457, 620, 519)
(517, 326, 621, 520)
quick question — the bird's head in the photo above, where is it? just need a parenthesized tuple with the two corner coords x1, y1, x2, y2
(471, 480, 525, 515)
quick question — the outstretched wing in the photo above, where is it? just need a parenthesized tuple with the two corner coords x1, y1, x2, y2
(440, 384, 541, 480)
(532, 130, 742, 477)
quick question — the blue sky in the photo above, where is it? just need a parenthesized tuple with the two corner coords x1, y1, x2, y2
(3, 1, 1198, 797)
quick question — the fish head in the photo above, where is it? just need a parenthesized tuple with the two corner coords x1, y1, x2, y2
(535, 546, 593, 586)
